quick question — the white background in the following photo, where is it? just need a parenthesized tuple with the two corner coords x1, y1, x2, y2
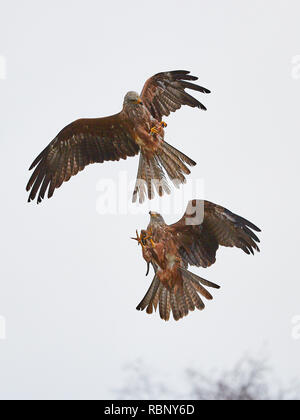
(0, 0, 299, 399)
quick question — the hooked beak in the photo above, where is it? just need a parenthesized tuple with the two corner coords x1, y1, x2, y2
(136, 97, 143, 105)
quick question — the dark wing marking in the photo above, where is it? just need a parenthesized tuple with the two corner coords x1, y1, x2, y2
(169, 200, 261, 268)
(26, 114, 139, 203)
(141, 70, 210, 121)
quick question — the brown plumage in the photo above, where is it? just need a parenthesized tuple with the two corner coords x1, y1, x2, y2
(134, 200, 261, 322)
(26, 70, 210, 204)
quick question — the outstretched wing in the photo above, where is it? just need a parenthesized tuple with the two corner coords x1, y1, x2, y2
(140, 70, 210, 121)
(169, 200, 261, 268)
(26, 114, 139, 203)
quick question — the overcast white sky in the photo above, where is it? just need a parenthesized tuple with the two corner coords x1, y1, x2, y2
(0, 0, 300, 400)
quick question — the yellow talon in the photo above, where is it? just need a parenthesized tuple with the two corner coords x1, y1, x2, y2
(132, 228, 155, 248)
(132, 230, 143, 247)
(150, 127, 159, 135)
(143, 233, 155, 248)
(160, 121, 167, 128)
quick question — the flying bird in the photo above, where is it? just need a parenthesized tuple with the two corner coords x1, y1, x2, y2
(133, 200, 261, 322)
(26, 70, 210, 204)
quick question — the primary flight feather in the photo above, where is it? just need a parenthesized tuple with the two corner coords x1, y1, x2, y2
(26, 70, 210, 204)
(133, 200, 261, 322)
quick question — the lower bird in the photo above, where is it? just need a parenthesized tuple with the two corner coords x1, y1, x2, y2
(133, 200, 261, 322)
(26, 70, 210, 204)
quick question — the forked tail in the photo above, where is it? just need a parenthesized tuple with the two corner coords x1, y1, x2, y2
(136, 267, 220, 322)
(132, 141, 196, 203)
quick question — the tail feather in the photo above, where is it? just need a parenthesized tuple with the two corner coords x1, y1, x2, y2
(183, 279, 205, 311)
(163, 141, 196, 167)
(153, 283, 163, 311)
(144, 155, 154, 200)
(159, 144, 191, 175)
(165, 290, 171, 321)
(180, 267, 220, 290)
(191, 279, 213, 300)
(177, 291, 189, 318)
(170, 290, 181, 321)
(183, 288, 196, 312)
(132, 141, 196, 203)
(159, 287, 168, 321)
(137, 268, 220, 322)
(158, 153, 186, 185)
(181, 268, 213, 300)
(150, 156, 171, 197)
(136, 275, 160, 312)
(132, 153, 147, 203)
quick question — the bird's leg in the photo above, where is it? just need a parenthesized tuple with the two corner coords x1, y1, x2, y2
(144, 236, 155, 247)
(132, 228, 155, 250)
(150, 127, 159, 135)
(150, 121, 167, 136)
(142, 228, 155, 247)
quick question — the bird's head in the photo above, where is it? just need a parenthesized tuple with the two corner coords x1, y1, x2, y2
(123, 91, 143, 107)
(149, 211, 165, 225)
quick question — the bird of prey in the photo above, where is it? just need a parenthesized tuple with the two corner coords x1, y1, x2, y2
(133, 200, 261, 322)
(26, 70, 210, 204)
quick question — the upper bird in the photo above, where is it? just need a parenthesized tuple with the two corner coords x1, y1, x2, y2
(133, 200, 261, 322)
(26, 70, 210, 204)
